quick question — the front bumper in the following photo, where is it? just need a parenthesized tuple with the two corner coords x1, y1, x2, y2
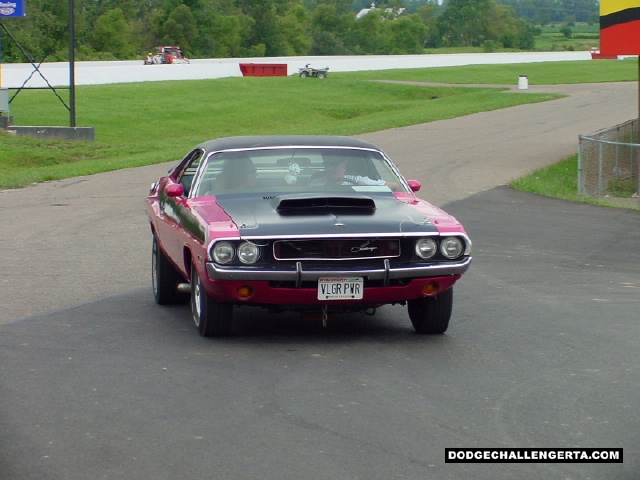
(204, 274, 463, 306)
(206, 257, 471, 285)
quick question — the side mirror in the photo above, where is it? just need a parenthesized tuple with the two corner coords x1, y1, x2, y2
(166, 183, 185, 198)
(407, 180, 421, 192)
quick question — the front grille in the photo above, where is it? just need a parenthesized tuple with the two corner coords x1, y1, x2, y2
(273, 238, 401, 261)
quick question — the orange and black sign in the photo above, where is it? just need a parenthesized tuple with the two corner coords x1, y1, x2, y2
(600, 0, 640, 54)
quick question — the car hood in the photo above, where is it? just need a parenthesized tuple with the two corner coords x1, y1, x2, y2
(211, 193, 442, 238)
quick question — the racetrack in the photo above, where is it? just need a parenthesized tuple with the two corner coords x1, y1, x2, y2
(1, 81, 640, 479)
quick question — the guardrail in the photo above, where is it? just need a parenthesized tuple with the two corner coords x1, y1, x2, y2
(0, 52, 592, 89)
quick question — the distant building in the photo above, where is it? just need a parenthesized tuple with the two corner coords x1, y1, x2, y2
(356, 3, 406, 19)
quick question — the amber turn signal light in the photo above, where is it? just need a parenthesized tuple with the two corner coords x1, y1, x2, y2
(422, 281, 439, 295)
(237, 285, 254, 299)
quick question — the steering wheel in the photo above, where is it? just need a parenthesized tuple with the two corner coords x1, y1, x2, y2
(329, 177, 358, 185)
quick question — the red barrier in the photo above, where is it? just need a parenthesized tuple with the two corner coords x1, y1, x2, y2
(239, 63, 288, 76)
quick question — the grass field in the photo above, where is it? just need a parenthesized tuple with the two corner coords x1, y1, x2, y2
(1, 57, 638, 206)
(1, 76, 561, 188)
(338, 58, 638, 84)
(535, 22, 601, 52)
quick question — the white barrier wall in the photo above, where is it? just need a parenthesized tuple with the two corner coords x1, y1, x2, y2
(0, 52, 592, 89)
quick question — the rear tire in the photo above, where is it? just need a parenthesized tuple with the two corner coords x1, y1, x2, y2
(408, 288, 453, 334)
(190, 262, 233, 337)
(317, 72, 327, 79)
(152, 235, 189, 305)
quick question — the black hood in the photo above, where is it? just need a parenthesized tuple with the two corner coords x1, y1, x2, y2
(215, 193, 439, 238)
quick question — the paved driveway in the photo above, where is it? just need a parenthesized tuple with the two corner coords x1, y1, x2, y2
(2, 184, 639, 480)
(0, 82, 637, 323)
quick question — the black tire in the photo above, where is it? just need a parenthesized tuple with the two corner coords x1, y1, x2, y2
(317, 72, 327, 79)
(152, 235, 189, 305)
(408, 288, 453, 334)
(300, 71, 308, 78)
(190, 262, 233, 337)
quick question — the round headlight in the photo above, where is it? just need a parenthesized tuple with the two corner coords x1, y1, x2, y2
(415, 237, 437, 259)
(440, 236, 463, 259)
(237, 242, 260, 264)
(212, 241, 235, 264)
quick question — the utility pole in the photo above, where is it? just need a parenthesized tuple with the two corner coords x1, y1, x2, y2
(1, 23, 3, 88)
(69, 0, 76, 127)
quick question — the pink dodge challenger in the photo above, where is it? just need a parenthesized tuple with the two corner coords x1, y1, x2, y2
(145, 136, 471, 337)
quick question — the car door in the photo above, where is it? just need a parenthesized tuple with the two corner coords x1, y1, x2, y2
(156, 149, 205, 274)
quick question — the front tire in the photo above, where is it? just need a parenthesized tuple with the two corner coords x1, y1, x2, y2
(408, 288, 453, 334)
(152, 235, 189, 305)
(190, 262, 233, 337)
(300, 71, 308, 78)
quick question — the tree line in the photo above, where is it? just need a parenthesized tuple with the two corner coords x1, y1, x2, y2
(494, 0, 599, 25)
(0, 0, 599, 63)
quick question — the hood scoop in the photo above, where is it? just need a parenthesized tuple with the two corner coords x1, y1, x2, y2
(213, 194, 439, 238)
(275, 194, 376, 215)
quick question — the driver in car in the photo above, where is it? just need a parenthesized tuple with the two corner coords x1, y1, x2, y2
(310, 153, 399, 190)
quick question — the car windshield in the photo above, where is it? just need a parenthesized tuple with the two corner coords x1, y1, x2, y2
(191, 147, 410, 197)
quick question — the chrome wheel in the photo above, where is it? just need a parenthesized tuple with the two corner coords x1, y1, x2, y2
(191, 273, 203, 327)
(190, 262, 233, 337)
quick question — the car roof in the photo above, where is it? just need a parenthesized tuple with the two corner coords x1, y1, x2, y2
(195, 135, 381, 152)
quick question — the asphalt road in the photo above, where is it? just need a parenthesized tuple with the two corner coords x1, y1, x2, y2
(1, 82, 640, 479)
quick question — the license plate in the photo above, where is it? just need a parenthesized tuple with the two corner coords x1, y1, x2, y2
(318, 277, 363, 300)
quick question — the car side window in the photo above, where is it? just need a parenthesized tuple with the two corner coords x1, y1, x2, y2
(193, 152, 257, 196)
(176, 149, 204, 197)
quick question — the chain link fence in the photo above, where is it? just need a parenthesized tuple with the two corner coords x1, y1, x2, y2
(579, 119, 640, 205)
